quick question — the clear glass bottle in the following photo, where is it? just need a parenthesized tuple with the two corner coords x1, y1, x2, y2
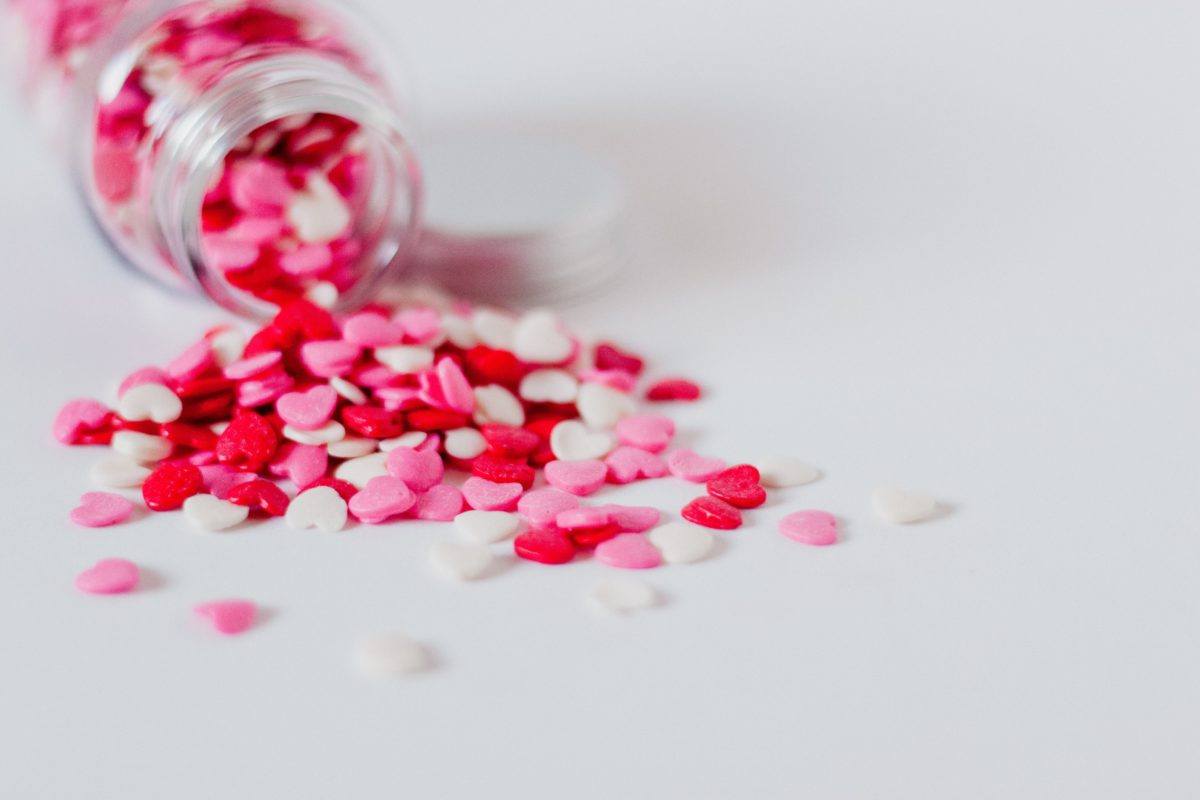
(5, 0, 421, 316)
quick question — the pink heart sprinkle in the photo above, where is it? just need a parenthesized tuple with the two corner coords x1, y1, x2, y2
(435, 357, 475, 414)
(52, 398, 110, 444)
(517, 488, 581, 529)
(74, 558, 139, 594)
(779, 510, 838, 546)
(342, 312, 405, 347)
(594, 533, 662, 569)
(385, 446, 444, 492)
(555, 507, 611, 531)
(348, 475, 416, 523)
(166, 338, 215, 382)
(543, 459, 608, 496)
(355, 364, 401, 389)
(614, 414, 676, 453)
(279, 443, 328, 489)
(666, 449, 727, 482)
(237, 371, 294, 408)
(395, 307, 441, 343)
(605, 446, 668, 484)
(593, 504, 661, 533)
(70, 492, 134, 528)
(375, 386, 422, 411)
(462, 477, 524, 511)
(118, 366, 170, 396)
(577, 369, 638, 392)
(275, 385, 338, 430)
(223, 351, 282, 380)
(300, 340, 361, 378)
(279, 243, 333, 277)
(194, 599, 257, 635)
(412, 484, 464, 521)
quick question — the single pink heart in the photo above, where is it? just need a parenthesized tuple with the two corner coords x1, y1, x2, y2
(75, 558, 139, 594)
(299, 340, 361, 378)
(417, 357, 475, 414)
(577, 369, 637, 392)
(375, 386, 423, 411)
(52, 398, 110, 444)
(198, 465, 257, 499)
(342, 312, 405, 347)
(275, 385, 338, 430)
(223, 351, 282, 380)
(348, 475, 416, 523)
(543, 459, 608, 496)
(462, 477, 524, 511)
(269, 443, 328, 489)
(779, 510, 838, 546)
(166, 338, 215, 382)
(666, 449, 727, 482)
(355, 364, 402, 389)
(118, 366, 171, 396)
(385, 446, 444, 492)
(412, 484, 464, 521)
(236, 371, 294, 408)
(614, 414, 676, 453)
(517, 488, 581, 528)
(555, 507, 611, 530)
(395, 307, 442, 343)
(595, 533, 662, 569)
(593, 504, 661, 533)
(70, 492, 134, 527)
(194, 599, 257, 635)
(605, 446, 668, 484)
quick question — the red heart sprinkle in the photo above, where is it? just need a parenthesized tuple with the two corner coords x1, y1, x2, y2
(645, 378, 701, 402)
(706, 464, 767, 509)
(471, 452, 536, 490)
(594, 343, 645, 376)
(340, 405, 406, 438)
(142, 462, 204, 511)
(681, 496, 743, 530)
(215, 410, 279, 471)
(513, 528, 577, 565)
(227, 478, 290, 517)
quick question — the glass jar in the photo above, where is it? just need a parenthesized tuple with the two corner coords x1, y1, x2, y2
(5, 0, 421, 316)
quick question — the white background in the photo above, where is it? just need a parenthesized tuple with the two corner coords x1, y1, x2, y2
(2, 1, 1199, 798)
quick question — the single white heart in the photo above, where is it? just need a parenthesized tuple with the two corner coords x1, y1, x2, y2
(444, 428, 487, 460)
(374, 345, 434, 374)
(355, 632, 431, 677)
(754, 456, 820, 488)
(209, 328, 246, 368)
(333, 452, 389, 489)
(576, 382, 634, 430)
(378, 432, 428, 452)
(111, 431, 173, 463)
(330, 376, 367, 405)
(646, 522, 716, 564)
(871, 486, 938, 524)
(117, 382, 183, 424)
(183, 493, 249, 531)
(473, 384, 525, 427)
(513, 310, 573, 364)
(287, 173, 352, 243)
(429, 540, 493, 581)
(283, 420, 345, 445)
(90, 456, 152, 488)
(285, 486, 347, 532)
(550, 420, 616, 461)
(327, 437, 377, 459)
(519, 369, 579, 404)
(441, 313, 478, 349)
(471, 308, 515, 349)
(588, 577, 659, 615)
(454, 510, 521, 544)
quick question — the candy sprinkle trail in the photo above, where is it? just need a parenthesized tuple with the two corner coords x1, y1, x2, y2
(52, 297, 935, 669)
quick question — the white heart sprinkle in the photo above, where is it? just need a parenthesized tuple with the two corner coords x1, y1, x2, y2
(444, 427, 487, 460)
(473, 384, 525, 427)
(550, 420, 616, 461)
(356, 632, 431, 677)
(441, 313, 477, 349)
(209, 328, 246, 368)
(89, 456, 152, 488)
(182, 493, 249, 531)
(283, 420, 345, 445)
(379, 432, 428, 452)
(111, 431, 173, 463)
(428, 540, 493, 581)
(519, 368, 579, 404)
(117, 382, 182, 423)
(454, 510, 521, 544)
(333, 452, 389, 489)
(754, 456, 820, 488)
(285, 486, 347, 532)
(513, 310, 573, 364)
(305, 281, 339, 309)
(375, 345, 434, 374)
(330, 376, 367, 405)
(871, 487, 938, 524)
(472, 308, 515, 349)
(588, 577, 659, 615)
(646, 522, 715, 564)
(287, 173, 351, 243)
(326, 437, 377, 459)
(576, 382, 634, 430)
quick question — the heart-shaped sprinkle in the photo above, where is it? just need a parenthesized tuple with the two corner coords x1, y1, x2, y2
(111, 430, 173, 463)
(614, 414, 675, 453)
(237, 371, 294, 407)
(779, 510, 838, 545)
(518, 369, 579, 404)
(285, 486, 348, 532)
(473, 384, 525, 427)
(593, 342, 645, 376)
(282, 419, 345, 445)
(461, 477, 523, 511)
(513, 528, 576, 564)
(418, 357, 475, 414)
(441, 312, 477, 348)
(413, 484, 464, 521)
(645, 378, 701, 402)
(444, 427, 487, 460)
(429, 540, 493, 581)
(226, 478, 290, 517)
(513, 310, 573, 364)
(550, 420, 615, 461)
(646, 522, 715, 563)
(454, 510, 520, 543)
(330, 376, 367, 405)
(117, 382, 182, 424)
(594, 533, 662, 569)
(194, 599, 257, 635)
(555, 507, 612, 530)
(543, 459, 607, 496)
(69, 492, 134, 527)
(89, 456, 152, 488)
(207, 327, 245, 368)
(378, 431, 429, 452)
(396, 307, 443, 343)
(299, 339, 360, 377)
(706, 464, 767, 509)
(593, 504, 661, 533)
(166, 338, 214, 382)
(604, 446, 668, 484)
(342, 311, 405, 347)
(270, 443, 328, 489)
(516, 488, 580, 529)
(333, 452, 389, 489)
(275, 385, 338, 431)
(74, 558, 139, 594)
(348, 475, 416, 523)
(222, 351, 282, 381)
(588, 577, 658, 614)
(681, 496, 742, 530)
(374, 344, 434, 374)
(53, 398, 111, 444)
(579, 368, 638, 392)
(142, 462, 204, 510)
(385, 446, 444, 492)
(327, 437, 377, 459)
(576, 382, 634, 430)
(754, 456, 820, 488)
(356, 632, 431, 677)
(666, 449, 727, 482)
(871, 487, 937, 524)
(183, 493, 250, 531)
(118, 366, 170, 396)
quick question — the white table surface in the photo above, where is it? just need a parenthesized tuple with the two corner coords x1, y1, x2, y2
(2, 2, 1198, 798)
